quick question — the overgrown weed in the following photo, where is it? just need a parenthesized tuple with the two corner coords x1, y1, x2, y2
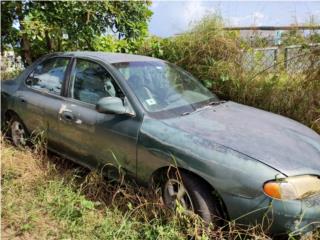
(2, 135, 319, 239)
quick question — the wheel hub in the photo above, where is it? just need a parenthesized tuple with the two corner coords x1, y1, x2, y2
(164, 179, 194, 213)
(11, 121, 26, 146)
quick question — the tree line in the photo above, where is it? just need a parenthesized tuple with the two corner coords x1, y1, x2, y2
(1, 0, 152, 65)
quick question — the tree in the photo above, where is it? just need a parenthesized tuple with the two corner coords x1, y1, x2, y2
(1, 1, 33, 64)
(1, 0, 152, 65)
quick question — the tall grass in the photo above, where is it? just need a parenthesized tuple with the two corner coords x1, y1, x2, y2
(2, 137, 294, 240)
(2, 133, 320, 239)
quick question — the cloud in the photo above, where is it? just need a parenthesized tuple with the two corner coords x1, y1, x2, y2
(149, 1, 215, 37)
(150, 1, 160, 10)
(229, 11, 266, 26)
(311, 10, 320, 21)
(252, 11, 265, 25)
(179, 1, 215, 28)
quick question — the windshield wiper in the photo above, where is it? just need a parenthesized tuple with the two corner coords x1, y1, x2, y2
(180, 100, 226, 116)
(208, 100, 226, 106)
(181, 111, 191, 116)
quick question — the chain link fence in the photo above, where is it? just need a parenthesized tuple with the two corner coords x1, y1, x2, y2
(243, 43, 320, 75)
(243, 47, 278, 72)
(284, 44, 320, 73)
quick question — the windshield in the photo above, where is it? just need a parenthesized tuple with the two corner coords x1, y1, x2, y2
(112, 61, 218, 114)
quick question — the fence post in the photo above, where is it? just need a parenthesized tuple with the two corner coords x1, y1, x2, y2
(284, 47, 288, 70)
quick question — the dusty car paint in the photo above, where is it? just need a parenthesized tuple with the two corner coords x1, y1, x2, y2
(1, 52, 320, 235)
(160, 102, 320, 176)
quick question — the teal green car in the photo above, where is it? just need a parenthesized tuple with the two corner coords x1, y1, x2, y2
(1, 52, 320, 235)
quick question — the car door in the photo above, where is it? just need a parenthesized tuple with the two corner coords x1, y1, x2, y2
(17, 57, 71, 145)
(56, 58, 142, 176)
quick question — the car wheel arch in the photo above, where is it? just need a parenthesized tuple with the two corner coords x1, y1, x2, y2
(3, 110, 19, 128)
(4, 110, 24, 124)
(4, 109, 18, 119)
(4, 110, 30, 134)
(150, 165, 230, 220)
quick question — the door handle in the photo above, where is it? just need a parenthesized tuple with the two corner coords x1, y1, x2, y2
(19, 97, 26, 103)
(61, 111, 74, 122)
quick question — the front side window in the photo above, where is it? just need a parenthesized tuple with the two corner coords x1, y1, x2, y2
(112, 61, 218, 113)
(70, 59, 124, 105)
(26, 57, 69, 95)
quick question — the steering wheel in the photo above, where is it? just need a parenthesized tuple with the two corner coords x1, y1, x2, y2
(163, 81, 183, 103)
(142, 85, 154, 99)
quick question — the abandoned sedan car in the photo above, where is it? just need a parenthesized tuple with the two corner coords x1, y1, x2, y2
(1, 52, 320, 235)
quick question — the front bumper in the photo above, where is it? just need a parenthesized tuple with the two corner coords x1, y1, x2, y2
(268, 193, 320, 235)
(223, 192, 320, 235)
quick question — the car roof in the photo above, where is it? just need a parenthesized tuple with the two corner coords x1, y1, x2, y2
(51, 51, 162, 64)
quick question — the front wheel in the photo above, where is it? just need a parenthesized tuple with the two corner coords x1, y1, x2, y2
(162, 171, 225, 224)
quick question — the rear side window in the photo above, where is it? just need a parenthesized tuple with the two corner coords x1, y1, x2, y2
(26, 57, 70, 95)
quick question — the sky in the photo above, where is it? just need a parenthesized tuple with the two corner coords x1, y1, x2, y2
(148, 1, 320, 37)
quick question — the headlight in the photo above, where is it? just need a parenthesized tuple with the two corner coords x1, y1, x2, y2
(263, 175, 320, 200)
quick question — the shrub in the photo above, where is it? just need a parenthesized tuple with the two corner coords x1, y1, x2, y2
(1, 70, 22, 80)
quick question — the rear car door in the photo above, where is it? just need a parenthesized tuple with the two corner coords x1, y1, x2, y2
(56, 58, 142, 175)
(17, 57, 71, 144)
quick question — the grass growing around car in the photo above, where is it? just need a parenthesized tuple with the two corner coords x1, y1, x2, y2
(1, 138, 319, 240)
(1, 140, 186, 239)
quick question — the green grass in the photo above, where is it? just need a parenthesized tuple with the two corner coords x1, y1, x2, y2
(1, 141, 217, 239)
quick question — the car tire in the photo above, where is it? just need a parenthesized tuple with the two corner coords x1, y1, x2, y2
(8, 115, 29, 147)
(162, 170, 225, 224)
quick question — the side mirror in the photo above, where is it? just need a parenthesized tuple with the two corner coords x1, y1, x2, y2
(96, 97, 132, 115)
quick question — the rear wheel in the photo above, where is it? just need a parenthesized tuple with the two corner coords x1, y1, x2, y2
(9, 115, 29, 147)
(162, 170, 225, 224)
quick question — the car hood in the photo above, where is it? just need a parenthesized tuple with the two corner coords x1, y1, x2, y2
(161, 101, 320, 176)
